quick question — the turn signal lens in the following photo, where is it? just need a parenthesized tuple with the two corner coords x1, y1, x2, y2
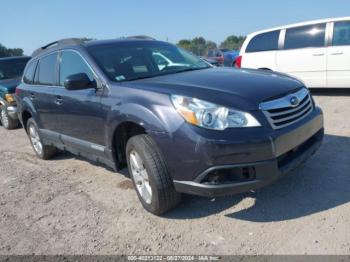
(176, 108, 199, 125)
(5, 94, 15, 103)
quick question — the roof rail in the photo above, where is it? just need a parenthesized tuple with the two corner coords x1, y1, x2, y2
(31, 38, 85, 57)
(125, 35, 156, 40)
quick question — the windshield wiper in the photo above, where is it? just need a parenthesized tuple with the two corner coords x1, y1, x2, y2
(122, 67, 210, 82)
(173, 67, 210, 74)
(125, 74, 163, 82)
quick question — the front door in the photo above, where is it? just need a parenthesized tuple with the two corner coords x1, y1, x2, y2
(53, 50, 106, 147)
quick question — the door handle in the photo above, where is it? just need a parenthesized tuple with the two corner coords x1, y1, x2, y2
(312, 52, 325, 56)
(55, 96, 63, 105)
(330, 51, 344, 55)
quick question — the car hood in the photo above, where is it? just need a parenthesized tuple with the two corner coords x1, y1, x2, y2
(0, 78, 21, 94)
(121, 67, 304, 111)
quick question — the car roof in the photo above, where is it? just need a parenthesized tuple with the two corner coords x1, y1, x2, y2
(31, 37, 159, 58)
(84, 38, 163, 48)
(248, 16, 350, 37)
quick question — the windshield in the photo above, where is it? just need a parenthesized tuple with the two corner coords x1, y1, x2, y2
(0, 58, 29, 81)
(87, 41, 211, 82)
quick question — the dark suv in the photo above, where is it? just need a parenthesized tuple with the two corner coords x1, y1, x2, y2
(0, 56, 30, 129)
(16, 38, 324, 215)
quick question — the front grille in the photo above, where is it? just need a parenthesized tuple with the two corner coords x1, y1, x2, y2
(260, 88, 314, 129)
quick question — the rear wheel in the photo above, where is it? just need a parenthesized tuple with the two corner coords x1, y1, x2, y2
(0, 106, 19, 130)
(26, 118, 57, 159)
(126, 134, 181, 215)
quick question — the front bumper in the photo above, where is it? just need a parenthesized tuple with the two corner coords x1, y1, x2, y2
(153, 107, 324, 197)
(0, 99, 18, 120)
(173, 128, 323, 197)
(6, 105, 18, 120)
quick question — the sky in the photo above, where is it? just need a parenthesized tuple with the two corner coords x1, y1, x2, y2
(2, 0, 350, 55)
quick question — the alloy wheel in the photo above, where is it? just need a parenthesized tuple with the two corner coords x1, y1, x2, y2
(129, 150, 152, 204)
(29, 124, 43, 155)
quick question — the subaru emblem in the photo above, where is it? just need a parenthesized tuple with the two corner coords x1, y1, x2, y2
(290, 96, 300, 107)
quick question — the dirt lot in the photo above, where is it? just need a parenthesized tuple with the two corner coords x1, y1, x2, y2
(0, 93, 349, 255)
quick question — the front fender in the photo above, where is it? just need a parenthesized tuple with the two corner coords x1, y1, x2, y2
(105, 97, 184, 149)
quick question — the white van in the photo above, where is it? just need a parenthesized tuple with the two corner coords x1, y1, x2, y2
(238, 17, 350, 88)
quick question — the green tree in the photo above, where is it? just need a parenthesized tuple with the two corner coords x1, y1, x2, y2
(220, 35, 246, 50)
(0, 43, 24, 58)
(191, 37, 206, 56)
(177, 37, 218, 56)
(205, 41, 217, 51)
(177, 39, 192, 51)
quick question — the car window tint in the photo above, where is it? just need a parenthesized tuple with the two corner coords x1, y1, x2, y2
(23, 60, 38, 84)
(59, 51, 94, 86)
(37, 53, 58, 85)
(246, 30, 280, 53)
(284, 24, 326, 50)
(333, 21, 350, 46)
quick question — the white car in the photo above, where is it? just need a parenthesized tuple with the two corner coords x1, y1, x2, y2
(238, 17, 350, 88)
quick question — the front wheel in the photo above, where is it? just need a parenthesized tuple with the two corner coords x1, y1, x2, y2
(26, 118, 57, 160)
(126, 134, 181, 215)
(0, 106, 19, 130)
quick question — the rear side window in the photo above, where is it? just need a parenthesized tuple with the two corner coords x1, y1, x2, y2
(333, 21, 350, 46)
(23, 60, 37, 84)
(36, 53, 58, 85)
(59, 51, 94, 86)
(246, 31, 280, 53)
(284, 24, 326, 50)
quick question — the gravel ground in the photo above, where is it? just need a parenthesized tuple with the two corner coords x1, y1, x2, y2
(0, 93, 349, 255)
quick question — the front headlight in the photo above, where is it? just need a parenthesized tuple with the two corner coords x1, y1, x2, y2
(5, 94, 15, 103)
(171, 95, 261, 130)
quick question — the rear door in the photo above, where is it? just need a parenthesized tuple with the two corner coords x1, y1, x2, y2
(31, 52, 59, 130)
(276, 23, 327, 87)
(327, 20, 350, 88)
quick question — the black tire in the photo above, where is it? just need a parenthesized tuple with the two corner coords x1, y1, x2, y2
(126, 134, 181, 215)
(26, 118, 57, 160)
(0, 106, 20, 130)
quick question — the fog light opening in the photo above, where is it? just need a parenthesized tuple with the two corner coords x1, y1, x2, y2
(202, 166, 256, 185)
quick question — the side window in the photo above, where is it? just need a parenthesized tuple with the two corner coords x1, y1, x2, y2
(333, 21, 350, 46)
(59, 51, 94, 86)
(23, 60, 38, 84)
(246, 31, 280, 53)
(284, 24, 326, 50)
(36, 53, 58, 85)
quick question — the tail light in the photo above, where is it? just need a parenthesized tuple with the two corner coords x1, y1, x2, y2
(219, 55, 224, 64)
(15, 86, 20, 96)
(235, 56, 242, 68)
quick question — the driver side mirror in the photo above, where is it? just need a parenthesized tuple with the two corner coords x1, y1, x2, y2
(64, 73, 96, 90)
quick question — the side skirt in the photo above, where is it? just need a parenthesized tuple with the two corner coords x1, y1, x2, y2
(40, 129, 118, 171)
